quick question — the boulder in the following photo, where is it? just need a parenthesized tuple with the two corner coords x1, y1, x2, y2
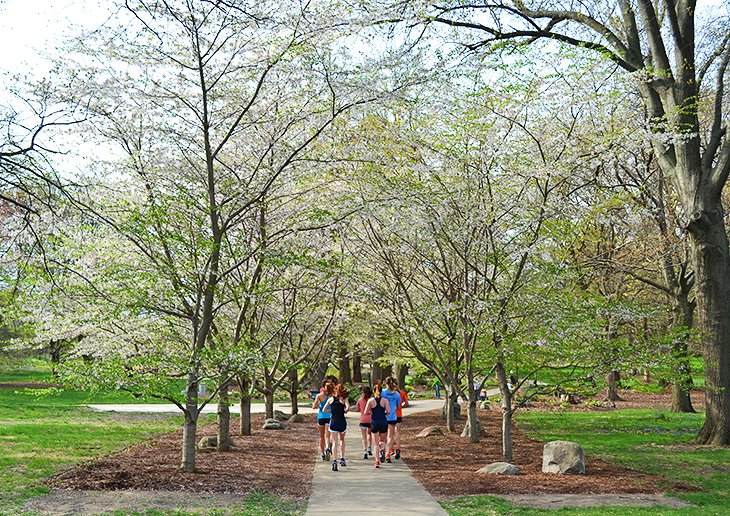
(288, 413, 306, 423)
(416, 426, 443, 437)
(263, 418, 286, 430)
(197, 436, 217, 449)
(477, 462, 521, 475)
(460, 419, 486, 439)
(542, 441, 586, 474)
(273, 410, 290, 421)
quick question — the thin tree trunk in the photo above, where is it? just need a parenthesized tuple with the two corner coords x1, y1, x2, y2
(264, 377, 275, 419)
(338, 341, 352, 385)
(496, 361, 513, 461)
(217, 378, 231, 451)
(289, 369, 300, 415)
(396, 363, 408, 389)
(372, 348, 382, 385)
(181, 374, 199, 471)
(238, 374, 251, 436)
(606, 370, 622, 403)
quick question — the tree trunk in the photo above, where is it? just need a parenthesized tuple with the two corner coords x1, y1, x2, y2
(338, 341, 352, 385)
(238, 374, 252, 436)
(217, 378, 231, 451)
(670, 296, 696, 413)
(688, 217, 730, 444)
(466, 394, 479, 444)
(181, 374, 199, 472)
(264, 376, 275, 419)
(352, 353, 362, 383)
(445, 385, 458, 433)
(381, 363, 393, 379)
(289, 369, 300, 415)
(372, 348, 382, 384)
(495, 361, 513, 461)
(396, 363, 408, 389)
(606, 370, 622, 403)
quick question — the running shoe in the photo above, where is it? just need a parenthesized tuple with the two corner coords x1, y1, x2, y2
(380, 450, 385, 463)
(385, 455, 392, 463)
(324, 448, 331, 461)
(321, 454, 326, 461)
(367, 447, 372, 456)
(332, 460, 338, 472)
(395, 449, 401, 460)
(340, 458, 347, 467)
(374, 460, 380, 468)
(363, 451, 368, 460)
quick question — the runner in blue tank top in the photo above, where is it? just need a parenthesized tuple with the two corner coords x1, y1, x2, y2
(312, 380, 335, 461)
(381, 377, 402, 463)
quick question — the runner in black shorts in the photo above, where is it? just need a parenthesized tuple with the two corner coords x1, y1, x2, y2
(364, 383, 390, 468)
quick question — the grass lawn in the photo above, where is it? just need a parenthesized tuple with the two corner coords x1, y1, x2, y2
(441, 408, 730, 515)
(0, 369, 303, 515)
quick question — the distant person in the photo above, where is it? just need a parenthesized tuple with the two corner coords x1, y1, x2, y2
(394, 382, 409, 459)
(364, 382, 390, 468)
(433, 378, 441, 398)
(323, 383, 350, 471)
(312, 380, 335, 461)
(381, 376, 402, 463)
(355, 385, 374, 459)
(508, 371, 518, 391)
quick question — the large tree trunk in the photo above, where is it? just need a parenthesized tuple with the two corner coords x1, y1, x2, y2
(444, 385, 458, 433)
(338, 340, 352, 385)
(264, 389, 275, 419)
(372, 348, 382, 384)
(688, 217, 730, 444)
(181, 374, 199, 472)
(217, 378, 231, 451)
(381, 363, 393, 379)
(495, 361, 513, 461)
(352, 352, 362, 383)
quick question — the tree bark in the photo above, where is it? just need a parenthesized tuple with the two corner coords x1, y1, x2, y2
(289, 368, 300, 415)
(264, 387, 275, 420)
(606, 370, 622, 403)
(688, 219, 730, 444)
(352, 352, 362, 383)
(496, 361, 513, 461)
(372, 348, 382, 384)
(181, 374, 199, 472)
(444, 385, 458, 433)
(216, 378, 231, 451)
(238, 374, 251, 436)
(381, 363, 393, 379)
(338, 340, 352, 385)
(396, 363, 408, 389)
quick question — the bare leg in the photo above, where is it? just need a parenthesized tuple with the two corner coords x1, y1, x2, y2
(332, 431, 340, 461)
(395, 422, 401, 450)
(325, 422, 331, 451)
(373, 431, 382, 463)
(361, 426, 368, 451)
(386, 424, 396, 457)
(318, 425, 326, 455)
(340, 432, 346, 460)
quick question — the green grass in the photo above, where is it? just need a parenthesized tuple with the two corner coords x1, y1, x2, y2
(441, 409, 730, 515)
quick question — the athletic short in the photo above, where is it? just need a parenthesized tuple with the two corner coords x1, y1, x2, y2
(371, 423, 388, 434)
(329, 420, 347, 433)
(396, 417, 403, 424)
(359, 423, 371, 429)
(387, 420, 397, 426)
(317, 418, 331, 426)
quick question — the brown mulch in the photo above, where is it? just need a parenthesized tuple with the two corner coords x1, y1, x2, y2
(48, 389, 703, 501)
(50, 413, 319, 498)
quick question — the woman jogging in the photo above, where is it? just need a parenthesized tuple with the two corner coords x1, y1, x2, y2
(323, 383, 350, 471)
(381, 376, 402, 463)
(312, 379, 335, 461)
(355, 386, 374, 459)
(364, 382, 390, 468)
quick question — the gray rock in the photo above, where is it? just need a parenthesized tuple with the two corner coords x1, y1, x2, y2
(197, 436, 217, 449)
(542, 440, 586, 474)
(263, 418, 286, 430)
(441, 401, 462, 421)
(416, 426, 443, 437)
(477, 462, 521, 475)
(273, 410, 290, 421)
(288, 413, 306, 423)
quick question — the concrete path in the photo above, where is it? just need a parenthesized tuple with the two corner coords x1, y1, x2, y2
(306, 399, 447, 515)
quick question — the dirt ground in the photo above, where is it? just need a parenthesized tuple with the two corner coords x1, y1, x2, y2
(33, 389, 703, 513)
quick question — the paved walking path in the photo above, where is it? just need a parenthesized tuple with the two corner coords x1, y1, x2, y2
(306, 399, 447, 515)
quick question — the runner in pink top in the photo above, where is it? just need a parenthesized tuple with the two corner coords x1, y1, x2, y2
(355, 386, 374, 459)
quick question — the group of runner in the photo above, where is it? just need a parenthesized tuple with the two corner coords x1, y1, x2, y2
(312, 375, 409, 471)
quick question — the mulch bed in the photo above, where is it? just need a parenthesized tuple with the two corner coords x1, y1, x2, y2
(401, 388, 704, 499)
(50, 413, 319, 498)
(49, 389, 703, 500)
